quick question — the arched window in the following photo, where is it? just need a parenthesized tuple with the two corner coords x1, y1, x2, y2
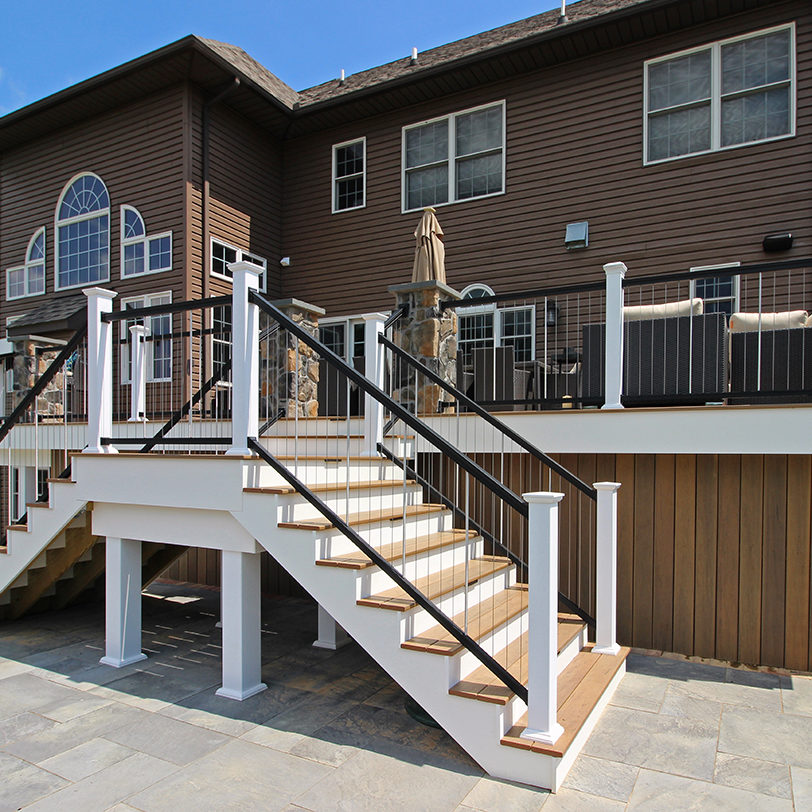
(6, 227, 46, 300)
(121, 205, 172, 277)
(55, 173, 110, 290)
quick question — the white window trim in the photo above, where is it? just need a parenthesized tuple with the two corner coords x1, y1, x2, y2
(643, 23, 796, 166)
(689, 261, 741, 313)
(54, 172, 111, 291)
(209, 237, 267, 293)
(401, 100, 506, 213)
(120, 205, 172, 278)
(6, 227, 47, 301)
(332, 137, 366, 214)
(119, 291, 173, 384)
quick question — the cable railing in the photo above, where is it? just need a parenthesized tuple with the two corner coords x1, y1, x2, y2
(440, 257, 812, 410)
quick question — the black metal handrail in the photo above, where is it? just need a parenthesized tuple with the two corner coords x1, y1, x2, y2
(250, 290, 528, 517)
(101, 295, 232, 323)
(248, 437, 528, 703)
(0, 320, 88, 446)
(380, 334, 596, 499)
(440, 280, 605, 310)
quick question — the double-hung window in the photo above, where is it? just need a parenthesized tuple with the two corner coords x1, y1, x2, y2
(121, 206, 172, 277)
(689, 262, 741, 316)
(332, 138, 366, 212)
(120, 293, 172, 384)
(403, 101, 505, 212)
(210, 238, 267, 292)
(55, 173, 110, 290)
(6, 227, 46, 300)
(645, 24, 794, 164)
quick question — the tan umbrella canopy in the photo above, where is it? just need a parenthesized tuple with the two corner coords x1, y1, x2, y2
(412, 207, 446, 284)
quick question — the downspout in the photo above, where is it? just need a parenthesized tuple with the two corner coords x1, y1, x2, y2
(201, 77, 240, 299)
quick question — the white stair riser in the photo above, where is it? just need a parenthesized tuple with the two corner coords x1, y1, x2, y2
(274, 487, 424, 521)
(253, 460, 405, 486)
(261, 438, 367, 457)
(313, 511, 454, 558)
(263, 418, 365, 437)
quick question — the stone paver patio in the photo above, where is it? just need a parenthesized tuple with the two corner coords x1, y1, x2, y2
(0, 581, 810, 811)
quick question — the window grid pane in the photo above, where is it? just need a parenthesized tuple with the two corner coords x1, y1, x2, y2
(407, 165, 449, 210)
(406, 121, 448, 168)
(648, 49, 711, 112)
(27, 264, 45, 294)
(458, 313, 495, 366)
(148, 236, 171, 271)
(8, 269, 25, 299)
(456, 153, 503, 200)
(123, 242, 145, 277)
(58, 214, 109, 288)
(648, 104, 711, 161)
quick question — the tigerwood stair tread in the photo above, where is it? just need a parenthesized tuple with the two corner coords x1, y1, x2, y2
(245, 479, 416, 495)
(317, 529, 478, 570)
(402, 585, 529, 655)
(5, 525, 28, 532)
(47, 478, 75, 484)
(500, 646, 630, 758)
(26, 502, 49, 509)
(447, 619, 587, 704)
(280, 503, 446, 531)
(357, 555, 512, 611)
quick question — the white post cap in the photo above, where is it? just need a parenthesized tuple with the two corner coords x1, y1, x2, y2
(603, 262, 627, 278)
(523, 491, 565, 504)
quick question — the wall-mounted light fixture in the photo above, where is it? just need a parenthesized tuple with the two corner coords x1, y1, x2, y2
(565, 221, 588, 250)
(545, 301, 558, 327)
(762, 232, 793, 252)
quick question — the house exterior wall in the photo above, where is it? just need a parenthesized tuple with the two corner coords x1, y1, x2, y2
(279, 0, 811, 317)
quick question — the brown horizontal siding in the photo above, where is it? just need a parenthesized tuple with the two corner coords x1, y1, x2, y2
(279, 1, 811, 316)
(0, 85, 187, 329)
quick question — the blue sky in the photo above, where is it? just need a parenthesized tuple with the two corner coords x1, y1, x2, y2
(0, 0, 560, 115)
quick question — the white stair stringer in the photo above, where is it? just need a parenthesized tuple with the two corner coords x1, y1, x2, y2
(0, 481, 88, 596)
(233, 489, 603, 791)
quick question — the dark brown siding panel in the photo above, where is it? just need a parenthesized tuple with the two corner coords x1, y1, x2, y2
(632, 454, 655, 649)
(280, 2, 811, 317)
(785, 454, 811, 671)
(761, 455, 788, 667)
(738, 455, 764, 665)
(693, 454, 718, 658)
(652, 453, 675, 652)
(672, 454, 697, 655)
(715, 455, 741, 663)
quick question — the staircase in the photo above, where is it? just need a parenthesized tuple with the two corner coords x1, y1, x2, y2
(233, 436, 628, 791)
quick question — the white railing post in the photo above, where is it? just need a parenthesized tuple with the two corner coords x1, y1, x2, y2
(83, 287, 118, 454)
(522, 491, 565, 745)
(362, 312, 387, 454)
(602, 261, 627, 410)
(593, 481, 621, 655)
(227, 261, 261, 456)
(128, 324, 148, 423)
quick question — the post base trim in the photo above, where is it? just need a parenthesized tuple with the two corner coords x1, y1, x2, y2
(99, 653, 147, 669)
(215, 682, 268, 701)
(593, 643, 621, 656)
(521, 723, 564, 745)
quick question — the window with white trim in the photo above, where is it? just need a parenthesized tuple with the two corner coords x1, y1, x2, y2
(457, 284, 535, 366)
(121, 206, 172, 277)
(332, 138, 366, 212)
(6, 227, 46, 300)
(120, 292, 172, 384)
(689, 262, 741, 316)
(210, 238, 267, 292)
(645, 24, 794, 163)
(55, 173, 110, 290)
(403, 101, 505, 212)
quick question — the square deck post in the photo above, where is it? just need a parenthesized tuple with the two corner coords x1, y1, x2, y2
(216, 550, 267, 700)
(84, 287, 118, 454)
(593, 481, 621, 655)
(313, 604, 351, 650)
(100, 537, 147, 668)
(602, 262, 627, 410)
(362, 313, 386, 454)
(128, 324, 148, 423)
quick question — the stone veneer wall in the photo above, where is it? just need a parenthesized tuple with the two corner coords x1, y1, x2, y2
(11, 340, 65, 417)
(388, 280, 460, 415)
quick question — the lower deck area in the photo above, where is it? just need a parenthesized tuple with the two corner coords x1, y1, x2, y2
(1, 580, 810, 811)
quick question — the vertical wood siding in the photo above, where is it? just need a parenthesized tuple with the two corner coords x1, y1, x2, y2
(279, 2, 811, 318)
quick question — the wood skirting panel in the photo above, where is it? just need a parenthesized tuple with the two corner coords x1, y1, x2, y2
(161, 452, 811, 671)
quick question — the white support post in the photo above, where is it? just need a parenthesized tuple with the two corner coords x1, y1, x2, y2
(128, 324, 148, 423)
(100, 537, 147, 668)
(226, 261, 261, 456)
(362, 313, 387, 455)
(521, 491, 564, 745)
(84, 287, 118, 454)
(216, 550, 267, 700)
(313, 604, 351, 650)
(593, 482, 621, 655)
(602, 262, 627, 410)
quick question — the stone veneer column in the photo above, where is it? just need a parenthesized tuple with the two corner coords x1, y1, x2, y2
(388, 280, 460, 415)
(11, 339, 65, 417)
(261, 299, 325, 419)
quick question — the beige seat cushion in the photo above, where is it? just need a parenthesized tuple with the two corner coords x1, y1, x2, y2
(729, 310, 808, 333)
(623, 297, 703, 322)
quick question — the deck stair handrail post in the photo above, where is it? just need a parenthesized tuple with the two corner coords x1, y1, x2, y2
(128, 324, 148, 423)
(522, 491, 565, 745)
(84, 287, 118, 454)
(362, 313, 387, 454)
(593, 481, 621, 655)
(602, 261, 627, 410)
(227, 261, 261, 456)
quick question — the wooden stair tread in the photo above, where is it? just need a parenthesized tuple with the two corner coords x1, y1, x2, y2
(5, 525, 28, 532)
(47, 478, 75, 484)
(500, 646, 630, 758)
(403, 585, 529, 656)
(280, 503, 447, 531)
(245, 479, 416, 496)
(317, 529, 477, 570)
(448, 619, 586, 704)
(357, 556, 511, 611)
(26, 502, 49, 509)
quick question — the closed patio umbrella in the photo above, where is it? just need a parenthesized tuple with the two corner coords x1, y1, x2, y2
(412, 207, 446, 284)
